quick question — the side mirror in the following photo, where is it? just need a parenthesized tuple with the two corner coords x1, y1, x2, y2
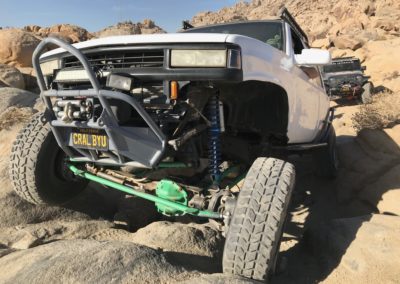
(362, 66, 367, 71)
(295, 49, 331, 66)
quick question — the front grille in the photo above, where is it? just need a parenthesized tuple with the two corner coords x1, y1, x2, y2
(63, 50, 165, 70)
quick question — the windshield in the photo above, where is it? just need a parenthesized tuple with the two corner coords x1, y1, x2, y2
(183, 21, 284, 51)
(323, 60, 361, 73)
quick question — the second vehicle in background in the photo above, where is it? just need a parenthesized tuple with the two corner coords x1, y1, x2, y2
(323, 56, 374, 103)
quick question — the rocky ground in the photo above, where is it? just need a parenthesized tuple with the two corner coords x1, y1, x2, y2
(0, 0, 399, 283)
(0, 98, 399, 283)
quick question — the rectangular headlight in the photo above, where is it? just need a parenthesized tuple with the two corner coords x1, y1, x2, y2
(170, 49, 227, 68)
(54, 69, 110, 82)
(40, 59, 60, 76)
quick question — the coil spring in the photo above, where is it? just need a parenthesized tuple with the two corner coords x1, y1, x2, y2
(207, 93, 221, 184)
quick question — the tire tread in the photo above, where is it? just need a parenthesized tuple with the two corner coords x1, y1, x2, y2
(9, 113, 49, 204)
(223, 157, 295, 281)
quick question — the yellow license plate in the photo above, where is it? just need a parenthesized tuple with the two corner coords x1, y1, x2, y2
(71, 129, 108, 150)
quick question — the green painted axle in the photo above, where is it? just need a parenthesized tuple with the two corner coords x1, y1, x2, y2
(67, 164, 222, 219)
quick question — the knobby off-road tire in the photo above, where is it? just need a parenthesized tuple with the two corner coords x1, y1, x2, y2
(313, 126, 338, 179)
(9, 112, 87, 205)
(223, 157, 295, 281)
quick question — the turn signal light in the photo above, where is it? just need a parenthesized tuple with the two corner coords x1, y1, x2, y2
(170, 81, 179, 100)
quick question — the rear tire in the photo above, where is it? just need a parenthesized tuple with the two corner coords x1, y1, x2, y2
(9, 112, 87, 205)
(313, 126, 338, 179)
(223, 157, 295, 281)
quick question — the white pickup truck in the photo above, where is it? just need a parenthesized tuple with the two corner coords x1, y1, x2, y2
(10, 8, 335, 282)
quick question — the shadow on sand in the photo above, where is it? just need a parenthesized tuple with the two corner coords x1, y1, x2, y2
(272, 129, 400, 283)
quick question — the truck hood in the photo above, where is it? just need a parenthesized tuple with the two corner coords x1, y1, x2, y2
(40, 33, 231, 59)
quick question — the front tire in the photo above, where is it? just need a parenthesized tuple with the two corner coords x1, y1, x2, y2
(9, 112, 88, 205)
(223, 157, 295, 281)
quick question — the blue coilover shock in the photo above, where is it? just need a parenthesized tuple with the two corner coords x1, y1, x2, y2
(207, 92, 222, 185)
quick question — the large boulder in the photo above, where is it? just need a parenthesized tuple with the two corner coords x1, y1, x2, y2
(0, 240, 191, 283)
(0, 220, 115, 249)
(24, 24, 93, 43)
(0, 190, 93, 229)
(354, 126, 400, 216)
(95, 20, 165, 38)
(95, 22, 141, 37)
(311, 38, 331, 49)
(0, 29, 40, 67)
(332, 35, 363, 50)
(334, 125, 400, 207)
(0, 87, 38, 113)
(17, 67, 38, 92)
(131, 221, 223, 258)
(0, 64, 25, 89)
(40, 24, 93, 43)
(140, 19, 166, 34)
(23, 25, 41, 33)
(362, 38, 400, 92)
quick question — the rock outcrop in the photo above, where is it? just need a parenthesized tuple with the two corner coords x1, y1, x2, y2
(24, 24, 93, 43)
(191, 0, 400, 41)
(0, 64, 25, 89)
(0, 29, 40, 67)
(0, 19, 164, 91)
(0, 87, 38, 113)
(0, 240, 192, 283)
(191, 0, 400, 92)
(95, 19, 165, 38)
(16, 67, 38, 93)
(131, 221, 223, 258)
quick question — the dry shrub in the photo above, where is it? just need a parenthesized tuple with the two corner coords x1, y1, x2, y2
(0, 107, 35, 131)
(352, 92, 400, 132)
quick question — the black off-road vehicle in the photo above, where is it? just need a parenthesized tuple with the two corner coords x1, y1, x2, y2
(323, 56, 374, 103)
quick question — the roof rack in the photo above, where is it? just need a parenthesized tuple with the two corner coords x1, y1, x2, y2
(182, 20, 194, 30)
(279, 7, 309, 45)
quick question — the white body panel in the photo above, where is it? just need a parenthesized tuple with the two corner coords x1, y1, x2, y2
(225, 32, 330, 143)
(41, 30, 330, 144)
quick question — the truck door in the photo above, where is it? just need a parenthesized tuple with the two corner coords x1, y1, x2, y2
(289, 28, 327, 142)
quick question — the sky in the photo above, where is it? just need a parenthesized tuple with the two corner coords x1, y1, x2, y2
(0, 0, 244, 33)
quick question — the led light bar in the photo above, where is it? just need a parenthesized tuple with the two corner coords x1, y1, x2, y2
(54, 69, 110, 82)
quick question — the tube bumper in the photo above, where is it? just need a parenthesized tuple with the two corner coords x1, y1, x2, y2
(33, 37, 167, 168)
